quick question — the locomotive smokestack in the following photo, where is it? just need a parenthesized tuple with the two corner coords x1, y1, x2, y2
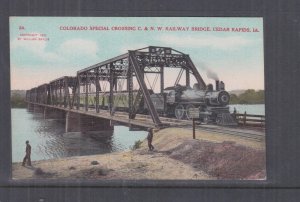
(220, 81, 225, 90)
(215, 80, 220, 91)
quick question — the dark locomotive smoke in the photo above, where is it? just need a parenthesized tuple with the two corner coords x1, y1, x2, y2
(196, 61, 219, 81)
(206, 69, 219, 80)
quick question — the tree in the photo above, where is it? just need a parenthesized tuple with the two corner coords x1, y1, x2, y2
(229, 90, 264, 104)
(11, 91, 27, 108)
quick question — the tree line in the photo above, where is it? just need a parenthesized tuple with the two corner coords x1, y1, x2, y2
(230, 89, 264, 104)
(11, 90, 26, 108)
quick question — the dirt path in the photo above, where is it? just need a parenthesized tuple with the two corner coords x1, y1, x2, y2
(12, 127, 265, 180)
(13, 150, 212, 180)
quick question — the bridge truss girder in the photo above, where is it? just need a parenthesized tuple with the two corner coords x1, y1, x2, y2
(26, 46, 206, 128)
(74, 46, 206, 127)
(26, 76, 77, 109)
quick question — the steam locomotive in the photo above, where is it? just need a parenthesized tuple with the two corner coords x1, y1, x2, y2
(148, 80, 235, 125)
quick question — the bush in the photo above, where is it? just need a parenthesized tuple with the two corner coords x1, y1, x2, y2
(131, 140, 143, 150)
(34, 167, 56, 178)
(98, 168, 109, 176)
(34, 168, 45, 175)
(91, 161, 99, 165)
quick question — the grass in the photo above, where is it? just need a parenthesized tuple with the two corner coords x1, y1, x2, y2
(130, 140, 143, 150)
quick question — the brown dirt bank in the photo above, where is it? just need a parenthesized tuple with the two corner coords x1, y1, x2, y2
(166, 140, 265, 179)
(12, 127, 265, 180)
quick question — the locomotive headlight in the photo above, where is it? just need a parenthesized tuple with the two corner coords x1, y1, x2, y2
(220, 94, 229, 102)
(217, 91, 230, 106)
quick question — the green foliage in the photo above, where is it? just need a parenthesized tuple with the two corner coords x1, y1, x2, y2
(130, 140, 143, 151)
(11, 93, 27, 108)
(230, 89, 264, 104)
(229, 94, 239, 104)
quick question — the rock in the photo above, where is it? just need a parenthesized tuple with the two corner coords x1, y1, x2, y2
(91, 161, 99, 165)
(34, 167, 56, 178)
(98, 168, 109, 176)
(34, 168, 45, 175)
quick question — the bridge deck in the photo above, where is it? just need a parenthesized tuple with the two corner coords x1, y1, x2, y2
(28, 102, 189, 129)
(27, 102, 265, 141)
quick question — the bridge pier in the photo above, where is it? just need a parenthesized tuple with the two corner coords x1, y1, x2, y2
(65, 112, 113, 133)
(33, 105, 44, 113)
(27, 103, 35, 112)
(44, 107, 65, 120)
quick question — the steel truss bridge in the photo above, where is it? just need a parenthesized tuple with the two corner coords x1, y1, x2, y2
(26, 46, 207, 129)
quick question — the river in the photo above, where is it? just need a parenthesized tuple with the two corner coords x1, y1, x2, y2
(229, 104, 265, 115)
(11, 108, 147, 163)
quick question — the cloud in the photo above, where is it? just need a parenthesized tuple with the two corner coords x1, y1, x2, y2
(10, 36, 100, 67)
(58, 38, 99, 59)
(10, 37, 101, 89)
(157, 35, 252, 50)
(10, 33, 64, 63)
(11, 34, 46, 53)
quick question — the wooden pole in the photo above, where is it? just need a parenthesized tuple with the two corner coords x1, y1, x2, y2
(243, 111, 247, 126)
(193, 118, 195, 139)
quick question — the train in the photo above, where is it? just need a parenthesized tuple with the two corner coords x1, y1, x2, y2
(80, 80, 236, 125)
(148, 80, 234, 124)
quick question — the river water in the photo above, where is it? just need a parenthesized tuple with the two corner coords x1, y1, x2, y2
(229, 104, 265, 115)
(11, 104, 265, 163)
(11, 108, 147, 163)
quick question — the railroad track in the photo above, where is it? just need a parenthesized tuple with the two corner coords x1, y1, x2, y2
(133, 114, 265, 142)
(185, 125, 265, 142)
(127, 113, 265, 142)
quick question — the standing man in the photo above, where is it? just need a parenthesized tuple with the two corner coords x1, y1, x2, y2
(22, 140, 31, 166)
(147, 128, 154, 151)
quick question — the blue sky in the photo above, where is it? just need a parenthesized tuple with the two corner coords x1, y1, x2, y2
(10, 17, 264, 91)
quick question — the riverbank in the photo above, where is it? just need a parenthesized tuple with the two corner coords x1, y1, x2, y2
(12, 127, 266, 180)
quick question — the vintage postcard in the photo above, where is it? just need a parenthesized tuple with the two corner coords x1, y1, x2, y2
(10, 17, 265, 180)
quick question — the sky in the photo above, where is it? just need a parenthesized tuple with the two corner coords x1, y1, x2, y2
(10, 17, 264, 91)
